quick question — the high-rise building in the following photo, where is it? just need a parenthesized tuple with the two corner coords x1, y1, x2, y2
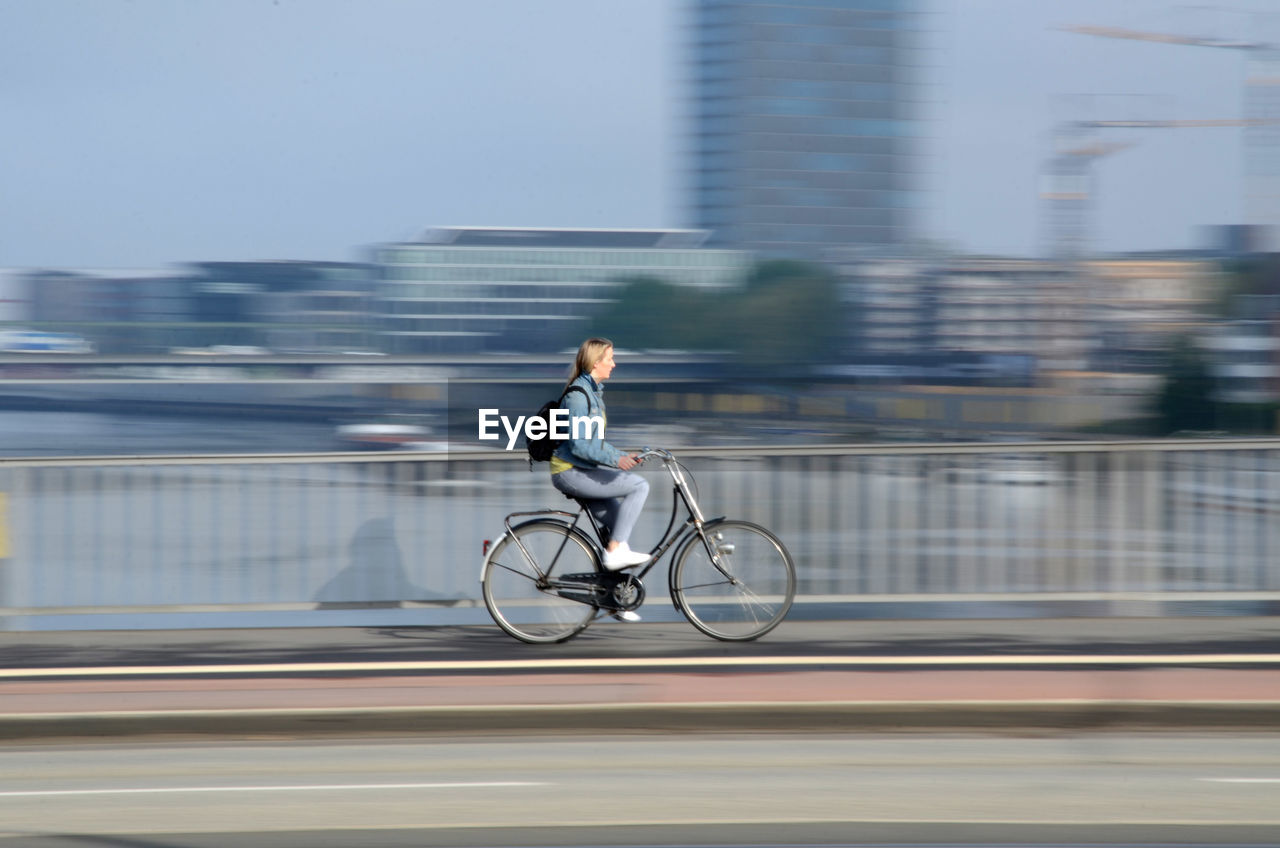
(687, 0, 923, 258)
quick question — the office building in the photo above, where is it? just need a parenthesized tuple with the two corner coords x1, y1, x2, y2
(834, 255, 1193, 380)
(17, 262, 375, 353)
(1203, 310, 1280, 403)
(1085, 257, 1221, 372)
(687, 0, 923, 258)
(372, 227, 750, 354)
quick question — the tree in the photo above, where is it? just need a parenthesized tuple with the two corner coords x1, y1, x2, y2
(1152, 337, 1217, 434)
(588, 261, 845, 372)
(590, 275, 712, 351)
(733, 261, 842, 370)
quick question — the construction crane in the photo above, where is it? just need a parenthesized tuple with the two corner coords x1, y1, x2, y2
(1041, 128, 1134, 259)
(1063, 22, 1280, 236)
(1062, 25, 1265, 52)
(1042, 117, 1275, 259)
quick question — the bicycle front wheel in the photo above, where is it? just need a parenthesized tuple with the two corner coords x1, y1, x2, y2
(482, 519, 599, 643)
(672, 520, 795, 641)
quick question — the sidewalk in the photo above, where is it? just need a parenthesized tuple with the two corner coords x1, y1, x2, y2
(2, 619, 1279, 738)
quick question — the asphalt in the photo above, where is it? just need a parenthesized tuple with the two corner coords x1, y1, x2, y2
(2, 617, 1280, 739)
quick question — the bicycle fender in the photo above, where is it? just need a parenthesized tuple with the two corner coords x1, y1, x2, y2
(479, 531, 512, 582)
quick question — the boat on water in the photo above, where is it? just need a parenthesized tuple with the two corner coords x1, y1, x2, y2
(334, 415, 436, 450)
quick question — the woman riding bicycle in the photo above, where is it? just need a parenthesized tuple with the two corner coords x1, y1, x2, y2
(550, 338, 651, 580)
(482, 346, 796, 642)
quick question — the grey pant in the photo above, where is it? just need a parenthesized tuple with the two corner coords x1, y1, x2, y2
(551, 466, 649, 546)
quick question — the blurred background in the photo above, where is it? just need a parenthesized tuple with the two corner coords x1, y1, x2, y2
(1, 0, 1279, 627)
(1, 0, 1279, 452)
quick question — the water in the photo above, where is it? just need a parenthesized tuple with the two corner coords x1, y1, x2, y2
(0, 411, 345, 457)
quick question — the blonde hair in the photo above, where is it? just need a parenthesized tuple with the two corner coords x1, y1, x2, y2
(566, 337, 613, 390)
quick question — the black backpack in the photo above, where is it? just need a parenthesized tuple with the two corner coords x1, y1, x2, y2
(526, 385, 589, 463)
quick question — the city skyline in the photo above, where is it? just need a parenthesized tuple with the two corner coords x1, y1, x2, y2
(0, 0, 1270, 269)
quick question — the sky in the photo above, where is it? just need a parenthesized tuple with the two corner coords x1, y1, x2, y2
(0, 0, 1273, 269)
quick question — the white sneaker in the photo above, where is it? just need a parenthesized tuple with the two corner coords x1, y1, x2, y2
(612, 610, 642, 623)
(602, 542, 650, 571)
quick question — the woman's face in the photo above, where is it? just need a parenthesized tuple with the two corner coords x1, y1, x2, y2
(590, 346, 616, 382)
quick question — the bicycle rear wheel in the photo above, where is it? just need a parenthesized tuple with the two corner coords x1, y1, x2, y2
(672, 519, 795, 641)
(482, 519, 599, 643)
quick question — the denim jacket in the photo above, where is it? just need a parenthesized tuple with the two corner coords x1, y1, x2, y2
(551, 373, 623, 469)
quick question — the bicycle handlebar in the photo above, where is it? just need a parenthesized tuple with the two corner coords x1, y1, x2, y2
(634, 447, 673, 463)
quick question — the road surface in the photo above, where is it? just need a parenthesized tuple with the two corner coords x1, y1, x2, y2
(2, 732, 1280, 846)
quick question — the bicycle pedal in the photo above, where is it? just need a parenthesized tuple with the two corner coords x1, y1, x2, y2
(556, 571, 643, 612)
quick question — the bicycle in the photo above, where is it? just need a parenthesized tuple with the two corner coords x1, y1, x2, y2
(481, 448, 796, 643)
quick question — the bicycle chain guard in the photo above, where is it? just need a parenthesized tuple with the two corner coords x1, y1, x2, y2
(557, 572, 646, 611)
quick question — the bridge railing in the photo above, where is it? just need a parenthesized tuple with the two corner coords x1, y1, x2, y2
(2, 439, 1279, 629)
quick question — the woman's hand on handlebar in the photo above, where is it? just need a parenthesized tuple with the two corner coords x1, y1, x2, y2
(618, 453, 641, 471)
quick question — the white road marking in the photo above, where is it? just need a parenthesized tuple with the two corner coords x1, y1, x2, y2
(0, 781, 544, 798)
(3, 653, 1280, 679)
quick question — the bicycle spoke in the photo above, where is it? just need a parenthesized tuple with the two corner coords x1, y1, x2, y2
(678, 578, 735, 591)
(491, 559, 542, 582)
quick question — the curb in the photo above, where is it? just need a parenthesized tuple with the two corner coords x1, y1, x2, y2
(4, 700, 1280, 740)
